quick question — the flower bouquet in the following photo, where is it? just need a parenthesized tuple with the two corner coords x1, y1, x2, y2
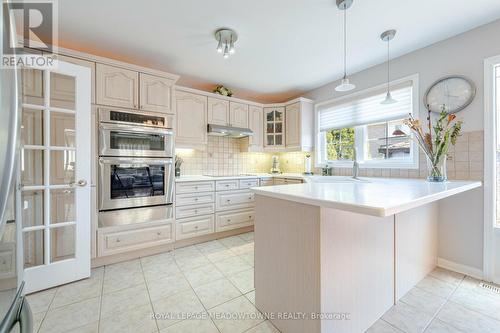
(405, 105, 462, 182)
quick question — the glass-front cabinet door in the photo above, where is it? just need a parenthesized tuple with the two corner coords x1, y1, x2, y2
(264, 107, 285, 148)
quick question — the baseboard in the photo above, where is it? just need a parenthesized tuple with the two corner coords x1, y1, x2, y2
(437, 257, 483, 280)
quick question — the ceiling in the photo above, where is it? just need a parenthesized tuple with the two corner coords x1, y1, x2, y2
(50, 0, 500, 102)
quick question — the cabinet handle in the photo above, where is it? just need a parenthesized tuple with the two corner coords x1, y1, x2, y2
(249, 215, 252, 219)
(194, 198, 199, 201)
(194, 186, 198, 190)
(227, 219, 231, 222)
(194, 209, 198, 214)
(194, 226, 199, 229)
(116, 238, 121, 243)
(226, 199, 231, 203)
(248, 196, 252, 200)
(157, 232, 162, 236)
(225, 184, 229, 187)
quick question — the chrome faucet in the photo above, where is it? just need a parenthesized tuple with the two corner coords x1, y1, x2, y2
(352, 147, 359, 179)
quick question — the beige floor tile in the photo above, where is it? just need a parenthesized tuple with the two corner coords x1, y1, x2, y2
(174, 245, 202, 259)
(51, 275, 103, 309)
(416, 276, 457, 299)
(32, 311, 45, 333)
(194, 278, 241, 309)
(437, 301, 500, 333)
(245, 320, 280, 333)
(195, 240, 226, 254)
(229, 242, 254, 256)
(238, 232, 254, 242)
(142, 258, 182, 284)
(382, 302, 433, 333)
(214, 256, 252, 276)
(209, 295, 265, 333)
(239, 252, 255, 266)
(204, 248, 236, 263)
(99, 303, 157, 333)
(183, 264, 224, 287)
(26, 288, 57, 314)
(140, 251, 174, 266)
(152, 289, 205, 329)
(424, 319, 465, 332)
(160, 312, 218, 333)
(450, 284, 500, 321)
(228, 268, 254, 294)
(219, 236, 248, 249)
(245, 290, 256, 305)
(39, 297, 100, 333)
(147, 272, 191, 301)
(429, 267, 465, 285)
(366, 319, 403, 332)
(400, 287, 447, 316)
(101, 283, 151, 318)
(67, 321, 99, 333)
(175, 253, 211, 271)
(103, 259, 145, 294)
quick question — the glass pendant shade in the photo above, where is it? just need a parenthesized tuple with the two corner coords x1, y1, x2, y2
(335, 77, 356, 92)
(381, 91, 397, 104)
(216, 37, 223, 53)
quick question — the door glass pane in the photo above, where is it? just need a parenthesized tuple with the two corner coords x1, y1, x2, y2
(110, 131, 165, 151)
(50, 112, 75, 147)
(21, 190, 44, 228)
(50, 150, 75, 185)
(275, 123, 283, 134)
(22, 68, 44, 105)
(266, 112, 274, 122)
(267, 135, 274, 146)
(50, 226, 75, 263)
(50, 189, 75, 224)
(266, 123, 274, 134)
(275, 135, 283, 145)
(21, 149, 44, 186)
(23, 230, 44, 268)
(50, 72, 76, 109)
(22, 108, 43, 146)
(110, 164, 165, 199)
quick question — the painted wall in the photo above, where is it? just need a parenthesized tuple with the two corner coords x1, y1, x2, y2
(303, 19, 500, 274)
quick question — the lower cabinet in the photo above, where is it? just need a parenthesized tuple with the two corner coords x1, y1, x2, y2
(215, 209, 254, 232)
(176, 215, 215, 240)
(215, 189, 255, 211)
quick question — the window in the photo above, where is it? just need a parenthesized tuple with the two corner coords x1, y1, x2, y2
(315, 76, 418, 168)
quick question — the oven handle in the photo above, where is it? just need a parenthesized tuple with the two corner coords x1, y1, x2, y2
(99, 157, 173, 166)
(99, 122, 173, 136)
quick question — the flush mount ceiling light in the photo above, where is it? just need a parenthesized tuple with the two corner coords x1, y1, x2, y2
(380, 29, 397, 105)
(335, 0, 355, 92)
(215, 28, 238, 59)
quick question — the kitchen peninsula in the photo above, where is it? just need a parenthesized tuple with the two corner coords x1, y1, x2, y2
(251, 178, 481, 333)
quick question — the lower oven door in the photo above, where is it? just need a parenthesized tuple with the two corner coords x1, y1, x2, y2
(99, 157, 173, 211)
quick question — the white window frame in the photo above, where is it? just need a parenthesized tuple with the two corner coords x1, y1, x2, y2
(314, 74, 420, 169)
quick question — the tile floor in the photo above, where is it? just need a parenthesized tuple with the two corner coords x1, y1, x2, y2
(27, 232, 500, 333)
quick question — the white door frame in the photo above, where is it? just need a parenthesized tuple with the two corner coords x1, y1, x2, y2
(484, 54, 500, 284)
(19, 61, 92, 293)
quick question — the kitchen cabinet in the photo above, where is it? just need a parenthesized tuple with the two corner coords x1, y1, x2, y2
(96, 63, 139, 109)
(285, 102, 301, 148)
(139, 73, 174, 113)
(175, 203, 215, 219)
(175, 90, 208, 148)
(216, 209, 254, 232)
(248, 106, 264, 150)
(264, 106, 285, 149)
(216, 180, 239, 191)
(216, 189, 255, 211)
(176, 215, 215, 240)
(176, 180, 215, 194)
(229, 102, 249, 128)
(208, 97, 230, 126)
(285, 100, 314, 151)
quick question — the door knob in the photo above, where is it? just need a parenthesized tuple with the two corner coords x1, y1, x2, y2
(76, 179, 88, 187)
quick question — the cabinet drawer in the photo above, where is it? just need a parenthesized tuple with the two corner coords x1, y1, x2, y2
(239, 179, 259, 189)
(176, 181, 215, 194)
(216, 209, 254, 232)
(176, 215, 215, 240)
(273, 178, 286, 185)
(175, 192, 215, 207)
(216, 180, 239, 191)
(216, 190, 255, 211)
(260, 178, 274, 186)
(175, 203, 215, 219)
(98, 223, 173, 257)
(284, 178, 303, 184)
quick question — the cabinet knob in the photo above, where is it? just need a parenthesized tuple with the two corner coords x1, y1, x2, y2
(116, 238, 121, 243)
(249, 216, 252, 219)
(194, 198, 198, 201)
(226, 199, 231, 203)
(227, 219, 231, 222)
(194, 186, 198, 190)
(194, 226, 199, 229)
(157, 232, 162, 236)
(194, 210, 198, 213)
(248, 196, 252, 200)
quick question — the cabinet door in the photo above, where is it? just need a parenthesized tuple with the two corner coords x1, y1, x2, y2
(207, 97, 230, 126)
(175, 91, 208, 145)
(229, 102, 249, 128)
(139, 73, 174, 113)
(264, 107, 285, 148)
(285, 102, 301, 148)
(96, 63, 138, 109)
(248, 106, 263, 147)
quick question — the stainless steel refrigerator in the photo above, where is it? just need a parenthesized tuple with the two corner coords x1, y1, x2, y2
(0, 2, 32, 332)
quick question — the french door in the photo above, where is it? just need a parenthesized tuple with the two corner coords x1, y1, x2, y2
(18, 60, 91, 293)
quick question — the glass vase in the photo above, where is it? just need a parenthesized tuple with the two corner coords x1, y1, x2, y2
(426, 155, 447, 182)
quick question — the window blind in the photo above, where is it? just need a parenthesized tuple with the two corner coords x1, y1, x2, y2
(318, 83, 413, 132)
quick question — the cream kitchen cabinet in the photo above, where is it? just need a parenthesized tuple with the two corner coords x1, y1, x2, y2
(208, 97, 230, 126)
(216, 209, 254, 232)
(139, 73, 174, 113)
(264, 106, 285, 149)
(285, 100, 314, 151)
(229, 102, 249, 128)
(248, 105, 264, 150)
(215, 189, 255, 211)
(96, 63, 139, 109)
(176, 215, 215, 240)
(175, 90, 208, 148)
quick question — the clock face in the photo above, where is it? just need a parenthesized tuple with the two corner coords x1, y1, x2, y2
(425, 76, 476, 113)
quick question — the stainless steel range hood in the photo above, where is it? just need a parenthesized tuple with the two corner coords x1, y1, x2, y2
(207, 124, 253, 138)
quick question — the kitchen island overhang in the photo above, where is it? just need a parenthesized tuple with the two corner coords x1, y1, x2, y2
(251, 178, 481, 333)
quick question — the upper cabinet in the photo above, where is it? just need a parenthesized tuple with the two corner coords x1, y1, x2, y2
(248, 106, 263, 150)
(175, 90, 208, 148)
(207, 97, 230, 126)
(229, 102, 249, 128)
(139, 73, 174, 113)
(285, 102, 301, 149)
(285, 100, 314, 151)
(264, 107, 285, 149)
(96, 64, 139, 109)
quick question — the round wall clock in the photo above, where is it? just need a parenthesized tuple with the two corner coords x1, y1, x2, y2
(423, 75, 476, 113)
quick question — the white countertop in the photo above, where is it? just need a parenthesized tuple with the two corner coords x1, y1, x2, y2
(174, 173, 306, 182)
(251, 177, 481, 217)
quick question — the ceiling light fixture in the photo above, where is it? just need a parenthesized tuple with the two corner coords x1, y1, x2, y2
(335, 0, 355, 92)
(380, 29, 397, 105)
(215, 28, 238, 59)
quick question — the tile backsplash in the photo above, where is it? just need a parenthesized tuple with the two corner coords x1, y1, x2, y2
(175, 131, 484, 181)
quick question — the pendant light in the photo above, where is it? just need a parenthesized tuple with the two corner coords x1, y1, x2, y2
(380, 29, 397, 104)
(214, 28, 238, 59)
(335, 0, 355, 92)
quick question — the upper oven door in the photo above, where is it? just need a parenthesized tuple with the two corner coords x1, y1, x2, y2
(99, 123, 173, 158)
(99, 157, 174, 211)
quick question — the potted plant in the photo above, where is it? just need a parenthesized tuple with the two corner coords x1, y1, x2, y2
(405, 105, 462, 182)
(213, 85, 233, 97)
